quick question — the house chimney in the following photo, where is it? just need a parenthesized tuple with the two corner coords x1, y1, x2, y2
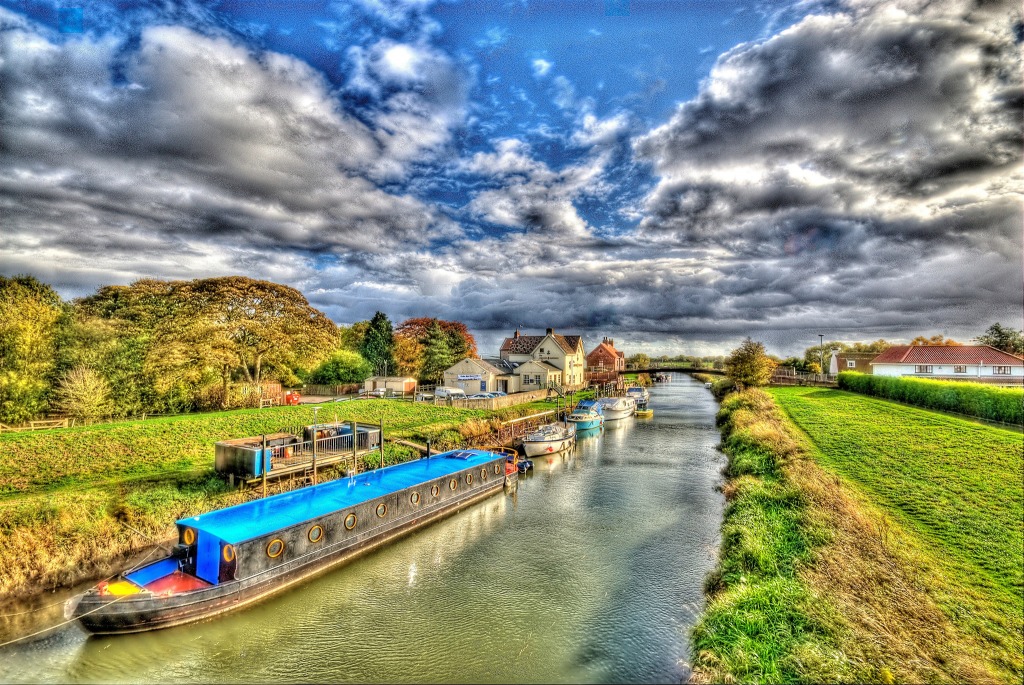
(513, 329, 520, 338)
(546, 327, 553, 335)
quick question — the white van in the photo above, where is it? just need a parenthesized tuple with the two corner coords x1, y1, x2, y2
(433, 387, 468, 400)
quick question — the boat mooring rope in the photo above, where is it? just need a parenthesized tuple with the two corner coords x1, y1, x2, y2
(0, 534, 163, 619)
(0, 594, 127, 649)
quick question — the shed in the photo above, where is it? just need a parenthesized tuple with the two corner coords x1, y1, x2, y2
(364, 376, 417, 394)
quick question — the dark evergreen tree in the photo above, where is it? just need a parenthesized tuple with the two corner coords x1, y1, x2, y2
(420, 320, 454, 384)
(360, 311, 396, 376)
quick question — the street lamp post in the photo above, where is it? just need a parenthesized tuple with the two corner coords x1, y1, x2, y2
(312, 405, 319, 485)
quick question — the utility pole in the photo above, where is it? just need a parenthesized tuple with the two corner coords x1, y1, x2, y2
(818, 334, 825, 376)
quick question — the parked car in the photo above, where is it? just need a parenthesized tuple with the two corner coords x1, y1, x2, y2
(434, 387, 467, 399)
(491, 391, 507, 397)
(359, 388, 387, 398)
(415, 392, 434, 402)
(466, 393, 493, 399)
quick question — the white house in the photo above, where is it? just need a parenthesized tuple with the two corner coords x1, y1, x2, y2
(498, 328, 587, 391)
(869, 345, 1023, 385)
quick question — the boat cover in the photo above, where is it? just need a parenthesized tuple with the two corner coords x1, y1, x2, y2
(178, 449, 500, 544)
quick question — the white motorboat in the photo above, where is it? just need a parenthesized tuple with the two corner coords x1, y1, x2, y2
(625, 386, 649, 407)
(597, 396, 636, 420)
(521, 422, 576, 457)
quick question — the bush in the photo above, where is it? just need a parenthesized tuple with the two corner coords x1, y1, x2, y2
(837, 372, 1023, 425)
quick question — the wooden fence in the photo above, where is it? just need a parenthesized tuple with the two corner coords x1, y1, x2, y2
(447, 388, 552, 411)
(0, 418, 71, 434)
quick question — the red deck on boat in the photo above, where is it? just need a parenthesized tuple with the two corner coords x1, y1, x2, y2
(145, 571, 211, 594)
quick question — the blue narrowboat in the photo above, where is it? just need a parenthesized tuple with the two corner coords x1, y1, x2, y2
(71, 449, 508, 634)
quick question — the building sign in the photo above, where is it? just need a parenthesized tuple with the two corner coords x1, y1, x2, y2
(457, 374, 482, 381)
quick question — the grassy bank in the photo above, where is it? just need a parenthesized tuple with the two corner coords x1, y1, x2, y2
(0, 400, 535, 601)
(692, 387, 1022, 683)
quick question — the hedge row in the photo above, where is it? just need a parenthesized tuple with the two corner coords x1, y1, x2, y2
(837, 372, 1023, 425)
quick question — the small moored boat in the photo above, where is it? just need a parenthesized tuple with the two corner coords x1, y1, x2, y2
(521, 422, 576, 457)
(635, 408, 654, 418)
(70, 449, 508, 634)
(597, 396, 637, 421)
(625, 386, 649, 408)
(565, 399, 604, 430)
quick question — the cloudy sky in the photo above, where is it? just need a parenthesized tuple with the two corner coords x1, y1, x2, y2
(0, 0, 1020, 356)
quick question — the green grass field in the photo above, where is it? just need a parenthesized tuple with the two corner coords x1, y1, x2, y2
(770, 386, 1023, 681)
(694, 387, 1023, 684)
(0, 402, 492, 497)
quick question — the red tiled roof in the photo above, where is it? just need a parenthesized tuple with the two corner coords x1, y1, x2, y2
(870, 345, 1024, 366)
(587, 342, 619, 361)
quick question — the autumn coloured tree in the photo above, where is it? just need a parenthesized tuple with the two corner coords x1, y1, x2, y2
(726, 338, 777, 389)
(394, 317, 477, 381)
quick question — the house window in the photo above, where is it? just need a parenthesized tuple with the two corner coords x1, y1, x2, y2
(914, 365, 933, 374)
(953, 365, 967, 373)
(994, 366, 1011, 375)
(846, 360, 856, 368)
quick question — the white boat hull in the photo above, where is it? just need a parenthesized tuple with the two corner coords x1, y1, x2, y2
(598, 397, 636, 421)
(523, 436, 575, 457)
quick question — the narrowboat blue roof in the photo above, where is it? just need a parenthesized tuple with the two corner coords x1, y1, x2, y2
(178, 449, 500, 544)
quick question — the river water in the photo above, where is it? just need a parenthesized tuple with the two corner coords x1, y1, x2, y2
(1, 374, 724, 684)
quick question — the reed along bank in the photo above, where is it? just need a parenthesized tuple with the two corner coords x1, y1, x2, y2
(692, 386, 1022, 684)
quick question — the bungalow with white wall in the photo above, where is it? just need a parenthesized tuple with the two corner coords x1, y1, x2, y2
(442, 357, 520, 394)
(869, 345, 1023, 385)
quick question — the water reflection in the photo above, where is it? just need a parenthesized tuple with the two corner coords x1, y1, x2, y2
(2, 375, 725, 684)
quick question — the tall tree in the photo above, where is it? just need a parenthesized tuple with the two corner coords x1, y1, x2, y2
(0, 276, 63, 423)
(975, 323, 1024, 355)
(393, 333, 424, 378)
(726, 338, 777, 389)
(420, 320, 454, 384)
(338, 321, 369, 352)
(360, 311, 396, 377)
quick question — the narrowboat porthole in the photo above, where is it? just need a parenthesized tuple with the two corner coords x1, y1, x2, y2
(308, 525, 324, 543)
(449, 478, 458, 491)
(480, 468, 487, 480)
(410, 491, 421, 504)
(222, 544, 235, 563)
(267, 539, 285, 558)
(183, 528, 196, 545)
(494, 464, 501, 475)
(376, 503, 387, 518)
(466, 474, 474, 485)
(344, 513, 357, 530)
(431, 485, 440, 497)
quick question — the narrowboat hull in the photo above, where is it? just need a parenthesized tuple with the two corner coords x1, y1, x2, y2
(73, 452, 508, 635)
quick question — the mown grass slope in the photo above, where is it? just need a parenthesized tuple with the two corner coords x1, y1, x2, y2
(693, 387, 1023, 684)
(770, 386, 1023, 678)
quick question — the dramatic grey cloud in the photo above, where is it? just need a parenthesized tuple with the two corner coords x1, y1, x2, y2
(0, 0, 1020, 357)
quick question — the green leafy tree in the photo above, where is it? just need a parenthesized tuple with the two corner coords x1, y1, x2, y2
(726, 338, 777, 389)
(627, 353, 651, 369)
(0, 276, 63, 423)
(53, 365, 114, 424)
(975, 323, 1024, 355)
(339, 321, 369, 352)
(308, 350, 373, 384)
(360, 311, 397, 377)
(420, 320, 455, 384)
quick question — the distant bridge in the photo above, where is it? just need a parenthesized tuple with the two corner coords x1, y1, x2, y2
(621, 366, 726, 376)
